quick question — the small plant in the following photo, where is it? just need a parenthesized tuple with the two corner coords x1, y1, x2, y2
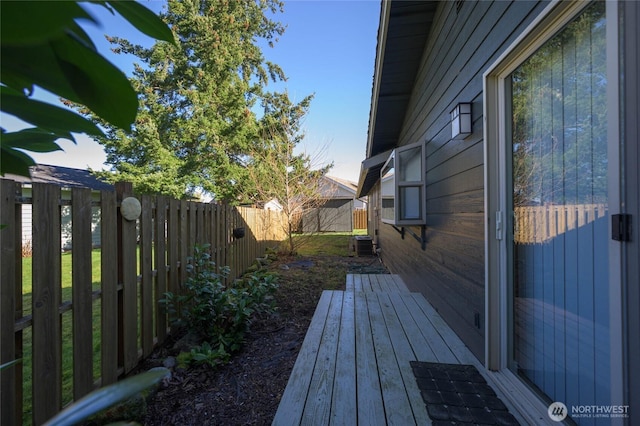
(162, 244, 279, 366)
(189, 342, 230, 368)
(237, 271, 279, 316)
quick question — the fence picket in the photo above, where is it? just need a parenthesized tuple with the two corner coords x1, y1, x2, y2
(32, 183, 62, 424)
(71, 187, 94, 399)
(179, 200, 188, 286)
(155, 196, 168, 342)
(140, 195, 154, 358)
(100, 190, 118, 386)
(0, 180, 19, 425)
(189, 201, 197, 252)
(168, 199, 180, 300)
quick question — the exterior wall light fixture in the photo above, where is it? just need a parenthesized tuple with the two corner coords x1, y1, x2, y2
(451, 102, 472, 139)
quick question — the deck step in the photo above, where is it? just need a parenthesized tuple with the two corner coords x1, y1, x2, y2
(273, 274, 482, 425)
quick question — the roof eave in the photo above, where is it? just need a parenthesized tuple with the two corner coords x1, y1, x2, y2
(357, 0, 439, 196)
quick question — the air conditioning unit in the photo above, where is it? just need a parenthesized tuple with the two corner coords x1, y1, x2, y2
(354, 236, 374, 256)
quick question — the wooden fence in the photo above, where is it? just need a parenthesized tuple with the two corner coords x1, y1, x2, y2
(290, 208, 368, 233)
(0, 180, 286, 425)
(514, 203, 607, 244)
(353, 209, 367, 230)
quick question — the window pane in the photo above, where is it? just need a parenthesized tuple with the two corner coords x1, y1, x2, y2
(381, 161, 395, 222)
(399, 186, 421, 220)
(381, 198, 395, 222)
(398, 146, 422, 182)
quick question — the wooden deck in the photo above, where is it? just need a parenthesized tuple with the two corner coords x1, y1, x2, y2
(272, 274, 482, 426)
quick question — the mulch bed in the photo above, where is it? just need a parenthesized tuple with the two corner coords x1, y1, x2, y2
(135, 254, 388, 425)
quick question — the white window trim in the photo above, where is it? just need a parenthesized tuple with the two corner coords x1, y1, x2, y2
(380, 141, 426, 226)
(483, 0, 622, 423)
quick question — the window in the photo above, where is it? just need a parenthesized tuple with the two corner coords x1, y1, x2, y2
(380, 141, 426, 225)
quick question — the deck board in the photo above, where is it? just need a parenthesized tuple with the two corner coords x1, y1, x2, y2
(387, 292, 437, 362)
(410, 293, 477, 365)
(402, 293, 459, 364)
(272, 274, 479, 426)
(330, 291, 356, 426)
(354, 287, 386, 426)
(273, 291, 333, 426)
(302, 292, 343, 425)
(366, 291, 416, 425)
(375, 292, 430, 424)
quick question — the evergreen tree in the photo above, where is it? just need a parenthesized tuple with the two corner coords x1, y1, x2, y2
(91, 0, 287, 200)
(0, 1, 173, 177)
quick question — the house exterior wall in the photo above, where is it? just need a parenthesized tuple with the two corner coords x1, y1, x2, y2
(371, 0, 548, 362)
(325, 185, 356, 199)
(302, 199, 354, 233)
(19, 188, 103, 250)
(367, 0, 639, 419)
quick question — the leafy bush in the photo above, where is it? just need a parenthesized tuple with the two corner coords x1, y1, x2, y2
(162, 244, 278, 365)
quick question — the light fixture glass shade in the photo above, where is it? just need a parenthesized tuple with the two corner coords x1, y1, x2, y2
(451, 102, 472, 139)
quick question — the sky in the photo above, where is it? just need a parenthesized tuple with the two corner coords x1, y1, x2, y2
(11, 0, 381, 184)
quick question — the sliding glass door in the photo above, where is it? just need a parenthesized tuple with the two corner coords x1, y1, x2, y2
(507, 2, 611, 422)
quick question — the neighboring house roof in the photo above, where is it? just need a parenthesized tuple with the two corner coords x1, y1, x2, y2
(320, 176, 357, 198)
(327, 175, 357, 191)
(258, 176, 365, 211)
(319, 176, 361, 200)
(357, 0, 438, 198)
(2, 164, 113, 191)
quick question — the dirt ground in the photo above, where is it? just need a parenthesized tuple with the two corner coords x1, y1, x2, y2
(138, 253, 388, 425)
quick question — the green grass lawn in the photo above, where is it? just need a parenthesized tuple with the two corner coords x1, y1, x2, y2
(294, 230, 367, 257)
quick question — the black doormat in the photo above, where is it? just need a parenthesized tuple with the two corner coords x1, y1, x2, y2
(410, 361, 520, 426)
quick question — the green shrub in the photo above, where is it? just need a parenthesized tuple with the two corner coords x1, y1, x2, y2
(162, 244, 278, 364)
(189, 342, 230, 368)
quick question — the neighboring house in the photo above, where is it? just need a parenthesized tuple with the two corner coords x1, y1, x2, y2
(262, 198, 283, 211)
(2, 164, 114, 250)
(357, 1, 638, 424)
(261, 175, 367, 233)
(323, 176, 367, 210)
(302, 175, 366, 233)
